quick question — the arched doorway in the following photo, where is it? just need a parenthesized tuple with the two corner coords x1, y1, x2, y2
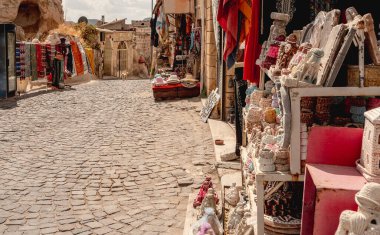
(104, 37, 113, 76)
(117, 41, 127, 78)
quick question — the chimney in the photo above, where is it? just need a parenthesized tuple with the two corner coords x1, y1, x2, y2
(101, 15, 105, 24)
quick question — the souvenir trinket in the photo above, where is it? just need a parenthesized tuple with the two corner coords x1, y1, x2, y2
(336, 183, 380, 235)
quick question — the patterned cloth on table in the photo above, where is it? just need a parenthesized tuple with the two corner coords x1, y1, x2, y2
(70, 41, 84, 75)
(85, 48, 95, 74)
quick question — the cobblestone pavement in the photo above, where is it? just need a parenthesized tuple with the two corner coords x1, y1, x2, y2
(0, 79, 219, 235)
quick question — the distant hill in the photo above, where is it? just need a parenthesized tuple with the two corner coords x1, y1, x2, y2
(88, 19, 102, 26)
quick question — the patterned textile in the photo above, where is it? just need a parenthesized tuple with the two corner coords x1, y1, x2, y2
(77, 43, 89, 74)
(190, 27, 201, 58)
(243, 0, 261, 84)
(36, 44, 46, 79)
(30, 44, 38, 81)
(45, 43, 55, 78)
(70, 41, 84, 75)
(16, 43, 24, 80)
(218, 0, 239, 63)
(24, 43, 31, 78)
(85, 48, 95, 74)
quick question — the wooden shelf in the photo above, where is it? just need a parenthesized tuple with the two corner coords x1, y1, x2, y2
(241, 147, 304, 235)
(289, 86, 380, 175)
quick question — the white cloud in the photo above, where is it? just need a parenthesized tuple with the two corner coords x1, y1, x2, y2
(62, 0, 153, 23)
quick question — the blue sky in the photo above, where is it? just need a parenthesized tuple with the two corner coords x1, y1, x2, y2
(62, 0, 153, 23)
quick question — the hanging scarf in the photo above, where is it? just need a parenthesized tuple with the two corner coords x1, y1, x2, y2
(77, 42, 89, 74)
(70, 41, 84, 75)
(24, 43, 31, 78)
(30, 44, 38, 81)
(155, 6, 169, 42)
(243, 0, 261, 84)
(218, 0, 239, 63)
(239, 0, 252, 42)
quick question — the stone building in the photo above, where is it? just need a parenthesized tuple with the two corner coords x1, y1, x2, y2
(98, 29, 135, 78)
(98, 18, 131, 31)
(133, 20, 151, 65)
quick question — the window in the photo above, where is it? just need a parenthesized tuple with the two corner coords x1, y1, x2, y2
(100, 32, 105, 42)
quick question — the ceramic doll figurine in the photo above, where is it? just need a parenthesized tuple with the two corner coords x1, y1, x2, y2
(291, 48, 324, 84)
(363, 14, 380, 65)
(194, 177, 216, 208)
(258, 148, 275, 172)
(225, 183, 240, 207)
(197, 223, 216, 235)
(335, 183, 380, 235)
(199, 188, 219, 218)
(234, 211, 254, 235)
(228, 202, 245, 231)
(267, 12, 290, 47)
(309, 11, 327, 48)
(285, 42, 312, 75)
(319, 9, 341, 49)
(275, 34, 299, 71)
(260, 12, 290, 63)
(192, 208, 223, 235)
(262, 35, 286, 69)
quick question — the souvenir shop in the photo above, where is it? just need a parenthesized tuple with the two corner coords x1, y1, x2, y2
(151, 0, 201, 100)
(189, 1, 380, 235)
(0, 23, 96, 99)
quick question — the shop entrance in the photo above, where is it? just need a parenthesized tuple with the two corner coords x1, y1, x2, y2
(117, 41, 127, 78)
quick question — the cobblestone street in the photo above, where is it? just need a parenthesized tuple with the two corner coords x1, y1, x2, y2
(0, 79, 218, 235)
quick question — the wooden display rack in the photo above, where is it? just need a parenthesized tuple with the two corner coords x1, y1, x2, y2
(243, 66, 380, 235)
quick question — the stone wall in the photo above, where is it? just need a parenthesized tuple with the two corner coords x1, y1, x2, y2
(0, 0, 64, 39)
(204, 0, 217, 96)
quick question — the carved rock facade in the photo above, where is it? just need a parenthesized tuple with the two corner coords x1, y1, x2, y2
(0, 0, 64, 38)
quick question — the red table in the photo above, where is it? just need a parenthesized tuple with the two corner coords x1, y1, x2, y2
(152, 82, 200, 100)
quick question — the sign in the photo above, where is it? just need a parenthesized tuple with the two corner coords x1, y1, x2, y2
(200, 88, 221, 123)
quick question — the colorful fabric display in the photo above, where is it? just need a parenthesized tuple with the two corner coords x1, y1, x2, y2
(30, 44, 38, 81)
(243, 0, 261, 84)
(77, 42, 89, 74)
(85, 48, 95, 74)
(24, 43, 31, 78)
(70, 41, 84, 75)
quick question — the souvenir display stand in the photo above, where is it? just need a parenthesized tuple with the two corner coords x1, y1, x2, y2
(151, 1, 201, 100)
(240, 6, 380, 235)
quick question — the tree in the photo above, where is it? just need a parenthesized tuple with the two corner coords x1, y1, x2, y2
(78, 16, 88, 24)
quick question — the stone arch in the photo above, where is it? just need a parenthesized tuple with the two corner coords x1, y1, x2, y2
(117, 41, 128, 77)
